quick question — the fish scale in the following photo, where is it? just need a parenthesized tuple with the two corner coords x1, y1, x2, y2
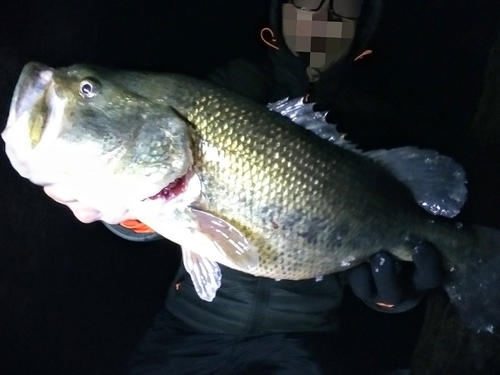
(182, 87, 420, 279)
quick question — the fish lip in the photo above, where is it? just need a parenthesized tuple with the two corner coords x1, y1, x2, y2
(1, 62, 66, 182)
(3, 62, 54, 142)
(11, 62, 53, 121)
(1, 62, 54, 179)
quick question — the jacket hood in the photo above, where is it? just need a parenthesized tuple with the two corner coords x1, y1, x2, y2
(269, 0, 383, 62)
(265, 0, 384, 100)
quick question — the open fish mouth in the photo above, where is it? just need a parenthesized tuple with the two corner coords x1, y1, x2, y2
(7, 63, 54, 144)
(2, 62, 66, 181)
(11, 63, 53, 121)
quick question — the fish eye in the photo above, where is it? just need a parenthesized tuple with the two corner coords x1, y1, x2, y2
(79, 78, 100, 98)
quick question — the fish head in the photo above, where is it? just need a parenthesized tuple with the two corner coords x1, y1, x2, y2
(2, 62, 193, 223)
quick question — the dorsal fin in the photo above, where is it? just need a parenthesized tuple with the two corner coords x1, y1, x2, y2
(268, 97, 358, 151)
(365, 147, 467, 218)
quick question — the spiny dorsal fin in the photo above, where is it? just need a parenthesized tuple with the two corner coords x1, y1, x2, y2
(268, 97, 359, 151)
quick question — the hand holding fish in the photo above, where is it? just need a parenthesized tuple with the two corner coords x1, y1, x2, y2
(43, 183, 134, 223)
(345, 242, 443, 311)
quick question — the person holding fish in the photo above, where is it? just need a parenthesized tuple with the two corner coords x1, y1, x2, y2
(6, 0, 500, 371)
(99, 1, 444, 374)
(4, 0, 500, 373)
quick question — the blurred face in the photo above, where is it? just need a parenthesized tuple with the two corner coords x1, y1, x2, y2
(282, 0, 358, 71)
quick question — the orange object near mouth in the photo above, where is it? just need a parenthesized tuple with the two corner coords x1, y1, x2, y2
(120, 219, 156, 234)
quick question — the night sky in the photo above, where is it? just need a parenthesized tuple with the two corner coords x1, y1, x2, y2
(0, 1, 499, 374)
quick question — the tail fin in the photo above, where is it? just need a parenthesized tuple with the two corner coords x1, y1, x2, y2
(444, 225, 500, 333)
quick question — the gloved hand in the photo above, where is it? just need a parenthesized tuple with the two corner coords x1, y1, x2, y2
(343, 241, 443, 312)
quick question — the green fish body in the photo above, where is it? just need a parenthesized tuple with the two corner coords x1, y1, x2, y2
(3, 62, 500, 333)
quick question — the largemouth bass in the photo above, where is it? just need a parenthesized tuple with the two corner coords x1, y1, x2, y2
(3, 62, 500, 333)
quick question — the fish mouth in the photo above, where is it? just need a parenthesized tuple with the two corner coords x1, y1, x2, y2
(7, 62, 55, 146)
(2, 62, 69, 185)
(12, 62, 53, 121)
(2, 62, 57, 179)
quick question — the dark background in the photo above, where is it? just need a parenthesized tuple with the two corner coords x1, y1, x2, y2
(0, 1, 499, 374)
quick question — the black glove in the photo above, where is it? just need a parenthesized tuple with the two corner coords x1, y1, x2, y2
(343, 241, 443, 312)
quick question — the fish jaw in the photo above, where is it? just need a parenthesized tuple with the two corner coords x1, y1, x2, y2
(2, 62, 65, 182)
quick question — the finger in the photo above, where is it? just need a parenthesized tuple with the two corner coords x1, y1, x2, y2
(345, 262, 375, 301)
(66, 201, 103, 223)
(412, 241, 443, 290)
(44, 184, 78, 204)
(370, 252, 403, 304)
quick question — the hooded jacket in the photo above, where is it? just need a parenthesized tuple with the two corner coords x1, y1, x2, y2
(209, 0, 383, 104)
(266, 0, 383, 101)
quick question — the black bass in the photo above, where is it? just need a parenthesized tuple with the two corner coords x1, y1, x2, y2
(2, 62, 500, 333)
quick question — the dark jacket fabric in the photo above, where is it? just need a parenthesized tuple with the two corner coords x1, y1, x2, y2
(126, 305, 347, 375)
(164, 263, 343, 334)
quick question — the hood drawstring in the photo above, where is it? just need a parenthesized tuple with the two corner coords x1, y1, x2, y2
(260, 27, 280, 50)
(354, 49, 373, 61)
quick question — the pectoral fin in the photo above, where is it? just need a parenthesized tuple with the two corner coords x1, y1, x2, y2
(129, 198, 259, 271)
(182, 248, 222, 302)
(191, 207, 259, 271)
